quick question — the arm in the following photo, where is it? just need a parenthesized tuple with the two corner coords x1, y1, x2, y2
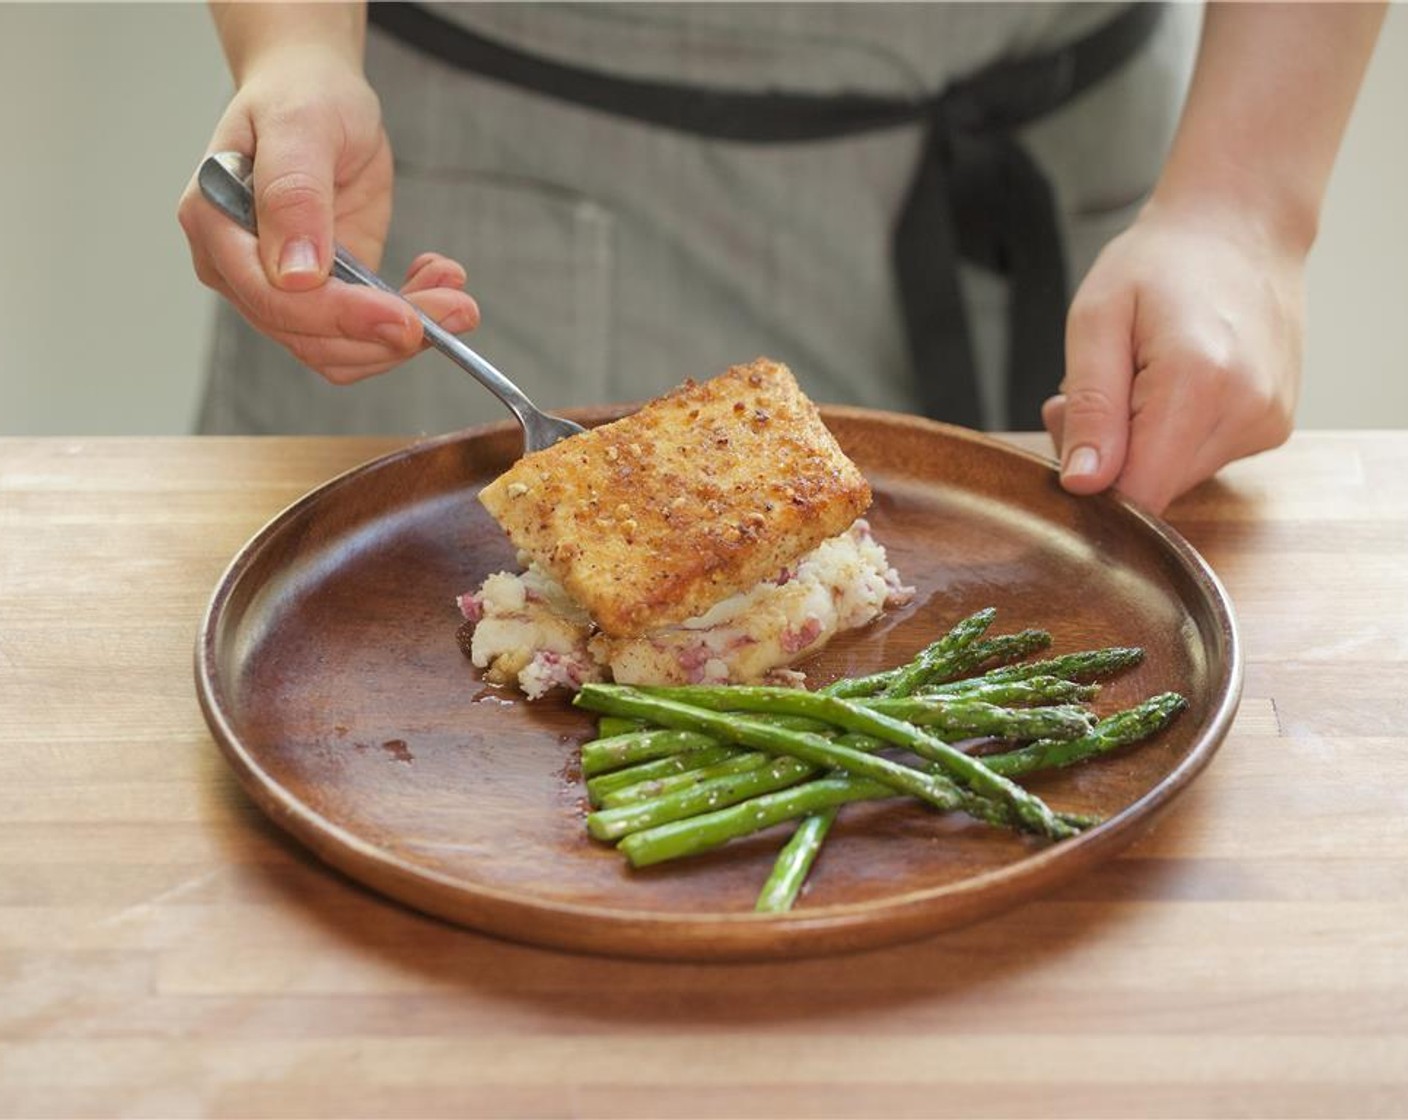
(1045, 2, 1386, 514)
(177, 2, 478, 383)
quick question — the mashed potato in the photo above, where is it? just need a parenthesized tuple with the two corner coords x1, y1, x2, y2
(458, 519, 912, 700)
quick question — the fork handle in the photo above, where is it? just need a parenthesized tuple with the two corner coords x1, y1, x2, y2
(197, 151, 580, 451)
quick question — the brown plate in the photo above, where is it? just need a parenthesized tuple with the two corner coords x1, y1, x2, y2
(195, 407, 1241, 961)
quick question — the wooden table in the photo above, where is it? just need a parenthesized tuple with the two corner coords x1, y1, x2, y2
(2, 432, 1405, 1119)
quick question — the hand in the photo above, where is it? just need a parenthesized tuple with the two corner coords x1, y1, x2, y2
(1042, 203, 1303, 515)
(176, 44, 479, 383)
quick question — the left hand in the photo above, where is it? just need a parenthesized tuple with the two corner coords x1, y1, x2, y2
(1042, 201, 1304, 515)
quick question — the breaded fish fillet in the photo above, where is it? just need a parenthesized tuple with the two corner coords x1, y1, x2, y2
(477, 358, 872, 638)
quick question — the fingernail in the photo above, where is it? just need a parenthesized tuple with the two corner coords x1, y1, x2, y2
(279, 237, 320, 278)
(441, 307, 475, 334)
(374, 319, 411, 348)
(1064, 445, 1100, 479)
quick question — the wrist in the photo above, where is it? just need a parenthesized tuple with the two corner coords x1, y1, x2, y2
(212, 2, 367, 88)
(1143, 174, 1318, 262)
(1144, 2, 1385, 263)
(234, 39, 370, 99)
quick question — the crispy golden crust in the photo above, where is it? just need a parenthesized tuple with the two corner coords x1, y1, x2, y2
(478, 358, 872, 638)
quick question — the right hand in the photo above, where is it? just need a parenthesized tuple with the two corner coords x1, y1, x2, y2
(1040, 199, 1302, 515)
(177, 45, 479, 384)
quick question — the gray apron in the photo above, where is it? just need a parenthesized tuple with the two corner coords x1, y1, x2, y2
(197, 2, 1198, 436)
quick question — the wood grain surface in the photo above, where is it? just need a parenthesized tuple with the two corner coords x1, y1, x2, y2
(2, 431, 1406, 1118)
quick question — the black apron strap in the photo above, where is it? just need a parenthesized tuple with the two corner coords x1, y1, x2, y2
(368, 2, 1163, 428)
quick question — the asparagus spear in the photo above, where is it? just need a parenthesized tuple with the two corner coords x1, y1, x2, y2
(768, 607, 1014, 907)
(592, 722, 1092, 840)
(584, 698, 1109, 868)
(826, 627, 1055, 700)
(760, 614, 1098, 901)
(587, 755, 819, 841)
(641, 685, 1091, 742)
(918, 674, 1099, 706)
(575, 616, 1173, 901)
(983, 692, 1188, 776)
(821, 606, 996, 698)
(955, 646, 1146, 687)
(755, 807, 837, 912)
(597, 716, 645, 738)
(597, 749, 774, 808)
(597, 699, 1089, 875)
(919, 629, 1054, 687)
(585, 743, 745, 803)
(575, 685, 1079, 840)
(577, 687, 972, 813)
(620, 777, 886, 868)
(580, 728, 718, 775)
(617, 763, 1105, 868)
(856, 697, 1093, 741)
(692, 695, 1179, 859)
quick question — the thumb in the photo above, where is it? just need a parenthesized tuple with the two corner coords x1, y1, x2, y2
(251, 130, 337, 292)
(1049, 291, 1136, 496)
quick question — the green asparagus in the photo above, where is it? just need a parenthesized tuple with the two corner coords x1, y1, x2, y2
(597, 749, 775, 808)
(856, 697, 1093, 741)
(953, 646, 1145, 687)
(919, 675, 1099, 706)
(577, 687, 979, 817)
(580, 727, 718, 776)
(983, 692, 1188, 776)
(822, 606, 997, 698)
(587, 754, 820, 841)
(755, 807, 837, 911)
(571, 606, 1185, 912)
(584, 743, 746, 804)
(575, 684, 1079, 840)
(619, 776, 886, 867)
(597, 716, 646, 738)
(618, 765, 1102, 867)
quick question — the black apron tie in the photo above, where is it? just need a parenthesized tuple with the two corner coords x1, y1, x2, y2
(368, 2, 1163, 428)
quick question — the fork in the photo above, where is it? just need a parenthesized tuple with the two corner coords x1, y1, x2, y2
(197, 151, 586, 454)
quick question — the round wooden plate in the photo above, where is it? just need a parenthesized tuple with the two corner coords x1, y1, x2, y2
(195, 407, 1241, 961)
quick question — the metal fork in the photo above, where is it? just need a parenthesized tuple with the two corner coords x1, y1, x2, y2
(197, 151, 585, 454)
